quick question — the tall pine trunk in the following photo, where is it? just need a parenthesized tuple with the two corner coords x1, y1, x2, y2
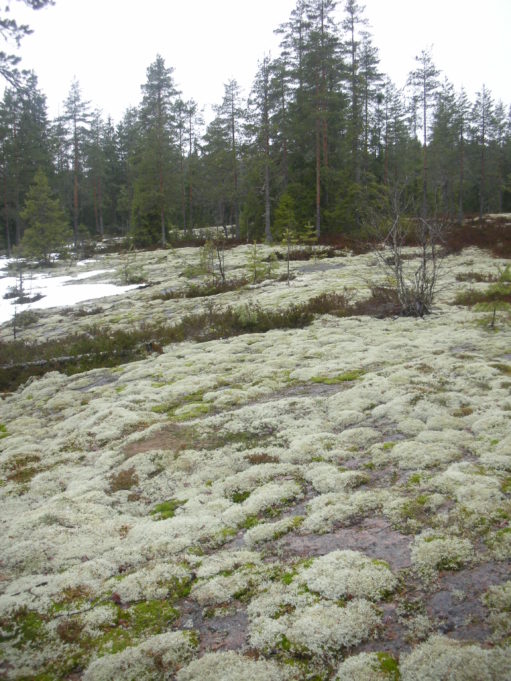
(315, 108, 321, 238)
(458, 125, 464, 222)
(73, 123, 79, 246)
(3, 172, 11, 257)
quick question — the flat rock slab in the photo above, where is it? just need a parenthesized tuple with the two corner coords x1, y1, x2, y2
(272, 517, 413, 570)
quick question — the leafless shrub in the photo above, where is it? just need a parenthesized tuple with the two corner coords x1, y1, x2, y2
(370, 192, 448, 317)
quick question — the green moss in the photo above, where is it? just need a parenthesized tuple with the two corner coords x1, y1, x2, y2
(372, 559, 391, 569)
(127, 599, 179, 637)
(281, 572, 295, 585)
(408, 473, 422, 486)
(436, 556, 465, 571)
(495, 527, 511, 538)
(220, 527, 237, 540)
(175, 402, 212, 421)
(377, 652, 401, 679)
(151, 404, 169, 414)
(151, 390, 212, 421)
(273, 516, 304, 539)
(17, 610, 45, 645)
(0, 423, 8, 439)
(0, 608, 46, 647)
(399, 495, 430, 525)
(241, 515, 259, 530)
(502, 478, 511, 494)
(491, 363, 511, 375)
(280, 634, 292, 651)
(310, 369, 364, 384)
(231, 490, 251, 503)
(150, 498, 187, 520)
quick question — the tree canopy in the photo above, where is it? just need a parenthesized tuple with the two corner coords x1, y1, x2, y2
(1, 0, 510, 253)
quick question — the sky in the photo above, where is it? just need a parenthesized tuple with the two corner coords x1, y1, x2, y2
(8, 0, 511, 124)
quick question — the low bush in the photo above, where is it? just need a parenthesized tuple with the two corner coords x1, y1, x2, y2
(443, 218, 511, 258)
(153, 277, 249, 301)
(0, 286, 404, 392)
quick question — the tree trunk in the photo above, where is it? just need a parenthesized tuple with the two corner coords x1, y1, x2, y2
(280, 76, 289, 189)
(422, 77, 428, 218)
(264, 154, 271, 243)
(180, 150, 186, 231)
(458, 124, 464, 222)
(98, 177, 104, 238)
(3, 172, 11, 257)
(315, 111, 321, 238)
(93, 181, 99, 234)
(230, 97, 240, 239)
(73, 122, 79, 246)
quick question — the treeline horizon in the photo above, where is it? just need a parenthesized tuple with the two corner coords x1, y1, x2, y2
(1, 0, 510, 254)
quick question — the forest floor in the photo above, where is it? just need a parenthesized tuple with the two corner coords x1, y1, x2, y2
(0, 233, 510, 680)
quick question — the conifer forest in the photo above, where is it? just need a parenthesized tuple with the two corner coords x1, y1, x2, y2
(1, 0, 510, 254)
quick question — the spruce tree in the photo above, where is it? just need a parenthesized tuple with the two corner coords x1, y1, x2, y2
(0, 73, 51, 247)
(132, 55, 179, 246)
(20, 169, 71, 263)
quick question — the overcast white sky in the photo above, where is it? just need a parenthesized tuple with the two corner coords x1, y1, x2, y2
(9, 0, 511, 124)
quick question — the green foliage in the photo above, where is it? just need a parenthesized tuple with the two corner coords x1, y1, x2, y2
(231, 490, 251, 503)
(150, 499, 187, 520)
(310, 369, 364, 384)
(0, 286, 409, 393)
(241, 515, 259, 529)
(246, 241, 267, 283)
(273, 193, 297, 240)
(154, 277, 248, 300)
(300, 222, 317, 247)
(327, 178, 389, 234)
(130, 180, 163, 247)
(460, 265, 511, 328)
(200, 238, 216, 276)
(377, 652, 401, 679)
(19, 170, 71, 263)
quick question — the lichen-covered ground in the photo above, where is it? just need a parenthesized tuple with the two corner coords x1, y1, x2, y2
(1, 243, 510, 680)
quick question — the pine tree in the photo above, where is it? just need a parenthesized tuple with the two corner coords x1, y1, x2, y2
(20, 169, 71, 263)
(132, 55, 179, 246)
(407, 48, 440, 217)
(454, 88, 471, 221)
(216, 80, 244, 239)
(429, 79, 458, 216)
(341, 0, 367, 185)
(471, 84, 494, 218)
(246, 55, 274, 242)
(116, 107, 139, 234)
(61, 79, 91, 245)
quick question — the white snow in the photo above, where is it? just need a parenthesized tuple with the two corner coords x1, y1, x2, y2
(0, 258, 139, 325)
